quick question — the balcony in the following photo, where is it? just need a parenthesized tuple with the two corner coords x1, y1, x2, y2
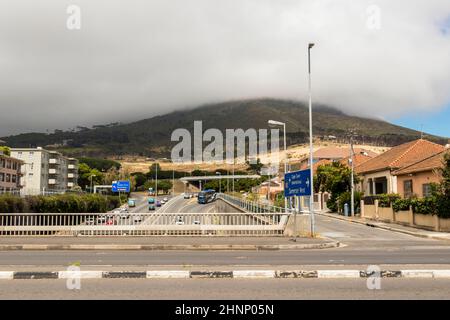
(49, 168, 57, 175)
(68, 173, 74, 178)
(68, 164, 76, 170)
(49, 159, 60, 165)
(67, 182, 74, 188)
(48, 179, 57, 185)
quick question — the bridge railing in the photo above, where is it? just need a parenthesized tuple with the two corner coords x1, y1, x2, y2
(218, 193, 293, 214)
(0, 211, 289, 236)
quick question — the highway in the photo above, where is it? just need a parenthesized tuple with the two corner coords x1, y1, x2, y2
(0, 213, 449, 266)
(1, 194, 449, 299)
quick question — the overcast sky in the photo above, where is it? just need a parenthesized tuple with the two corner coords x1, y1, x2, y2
(0, 0, 449, 136)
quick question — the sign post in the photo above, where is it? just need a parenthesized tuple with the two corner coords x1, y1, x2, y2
(284, 169, 311, 239)
(112, 180, 131, 193)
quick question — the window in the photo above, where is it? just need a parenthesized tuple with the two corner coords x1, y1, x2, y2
(422, 184, 432, 197)
(0, 173, 4, 182)
(404, 180, 413, 198)
(12, 175, 16, 183)
(0, 159, 5, 168)
(5, 174, 11, 183)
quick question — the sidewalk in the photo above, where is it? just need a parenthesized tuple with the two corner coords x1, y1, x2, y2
(0, 236, 339, 251)
(317, 211, 450, 241)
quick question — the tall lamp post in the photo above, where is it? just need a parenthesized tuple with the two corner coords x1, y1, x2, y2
(308, 42, 316, 236)
(89, 174, 96, 194)
(268, 120, 287, 212)
(349, 131, 356, 217)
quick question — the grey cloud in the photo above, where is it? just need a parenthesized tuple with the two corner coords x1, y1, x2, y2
(0, 0, 449, 136)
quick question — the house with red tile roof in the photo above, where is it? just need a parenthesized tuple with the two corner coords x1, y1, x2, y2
(296, 147, 377, 172)
(355, 139, 445, 195)
(392, 150, 449, 198)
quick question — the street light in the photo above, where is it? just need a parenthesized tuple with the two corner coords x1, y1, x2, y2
(308, 42, 315, 236)
(268, 119, 288, 212)
(216, 172, 221, 193)
(89, 174, 96, 194)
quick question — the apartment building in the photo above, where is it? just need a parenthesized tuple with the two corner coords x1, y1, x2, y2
(10, 147, 79, 195)
(0, 151, 24, 194)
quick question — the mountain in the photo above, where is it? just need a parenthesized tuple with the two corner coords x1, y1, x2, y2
(2, 98, 447, 157)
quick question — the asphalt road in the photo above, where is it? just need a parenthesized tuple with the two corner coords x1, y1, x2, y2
(1, 211, 449, 266)
(1, 278, 449, 299)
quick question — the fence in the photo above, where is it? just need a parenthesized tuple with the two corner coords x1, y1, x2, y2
(361, 199, 450, 232)
(0, 210, 290, 237)
(219, 193, 291, 213)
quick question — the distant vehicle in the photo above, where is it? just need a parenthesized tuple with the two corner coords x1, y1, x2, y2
(128, 198, 136, 207)
(183, 193, 191, 199)
(133, 215, 142, 223)
(85, 217, 96, 225)
(160, 199, 166, 205)
(193, 220, 201, 225)
(148, 197, 155, 204)
(156, 200, 161, 207)
(148, 204, 155, 211)
(198, 189, 216, 204)
(106, 218, 115, 225)
(119, 212, 129, 219)
(163, 197, 168, 202)
(96, 215, 107, 224)
(175, 217, 184, 225)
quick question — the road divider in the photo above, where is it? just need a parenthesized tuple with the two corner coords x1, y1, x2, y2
(0, 241, 340, 251)
(1, 269, 450, 280)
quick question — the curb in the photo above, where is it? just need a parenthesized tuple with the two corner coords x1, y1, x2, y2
(316, 212, 450, 242)
(1, 269, 450, 280)
(0, 241, 340, 251)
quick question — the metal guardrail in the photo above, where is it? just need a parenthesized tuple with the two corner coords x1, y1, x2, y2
(219, 193, 292, 214)
(0, 211, 289, 236)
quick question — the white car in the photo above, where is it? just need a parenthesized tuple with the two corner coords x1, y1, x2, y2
(163, 197, 168, 202)
(160, 199, 166, 205)
(133, 215, 142, 223)
(85, 217, 96, 225)
(96, 215, 107, 224)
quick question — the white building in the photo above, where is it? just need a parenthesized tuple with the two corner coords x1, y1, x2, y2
(10, 147, 79, 195)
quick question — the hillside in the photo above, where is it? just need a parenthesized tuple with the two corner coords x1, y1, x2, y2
(2, 99, 447, 157)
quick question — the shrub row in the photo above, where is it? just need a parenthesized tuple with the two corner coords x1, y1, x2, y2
(378, 194, 450, 218)
(0, 194, 125, 213)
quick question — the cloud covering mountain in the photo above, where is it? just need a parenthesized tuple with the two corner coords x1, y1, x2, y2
(0, 0, 449, 136)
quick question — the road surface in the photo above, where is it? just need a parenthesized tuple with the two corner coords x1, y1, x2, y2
(0, 278, 449, 299)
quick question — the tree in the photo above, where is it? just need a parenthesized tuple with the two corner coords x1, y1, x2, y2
(434, 152, 450, 218)
(77, 163, 103, 191)
(315, 162, 359, 212)
(0, 146, 11, 156)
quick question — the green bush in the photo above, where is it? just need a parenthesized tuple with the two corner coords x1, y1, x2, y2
(392, 198, 411, 212)
(378, 193, 401, 207)
(410, 197, 436, 215)
(0, 194, 123, 213)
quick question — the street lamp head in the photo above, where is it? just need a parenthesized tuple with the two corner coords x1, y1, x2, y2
(268, 120, 284, 127)
(308, 43, 315, 49)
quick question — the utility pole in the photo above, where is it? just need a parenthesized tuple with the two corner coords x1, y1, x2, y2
(155, 164, 158, 200)
(308, 43, 315, 236)
(349, 130, 357, 217)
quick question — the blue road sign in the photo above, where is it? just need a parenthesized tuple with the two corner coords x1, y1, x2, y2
(284, 169, 311, 197)
(112, 180, 130, 193)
